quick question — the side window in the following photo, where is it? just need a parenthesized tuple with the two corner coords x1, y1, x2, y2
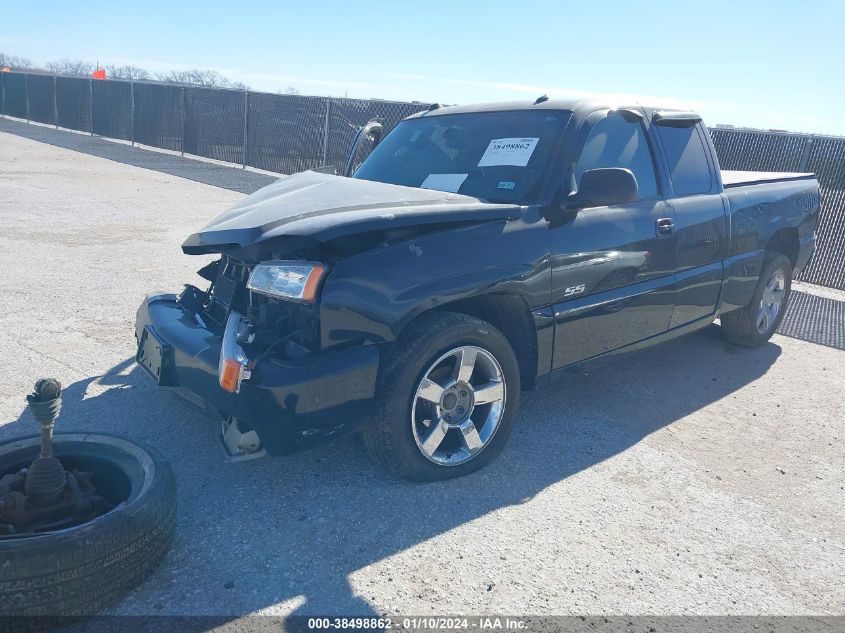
(574, 113, 659, 199)
(654, 124, 712, 195)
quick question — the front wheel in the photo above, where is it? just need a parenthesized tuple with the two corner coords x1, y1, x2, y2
(363, 312, 520, 481)
(721, 252, 792, 347)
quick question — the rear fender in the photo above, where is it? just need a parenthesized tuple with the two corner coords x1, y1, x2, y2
(721, 178, 820, 311)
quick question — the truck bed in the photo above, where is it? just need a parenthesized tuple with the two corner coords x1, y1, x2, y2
(721, 170, 816, 188)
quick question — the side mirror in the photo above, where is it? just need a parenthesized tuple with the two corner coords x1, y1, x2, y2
(344, 119, 383, 177)
(566, 167, 639, 209)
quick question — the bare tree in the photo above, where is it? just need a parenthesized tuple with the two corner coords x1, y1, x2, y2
(0, 53, 33, 70)
(155, 70, 191, 84)
(229, 81, 250, 91)
(69, 60, 94, 76)
(10, 55, 32, 69)
(156, 68, 233, 88)
(47, 58, 94, 77)
(283, 86, 300, 95)
(107, 65, 149, 81)
(187, 69, 230, 87)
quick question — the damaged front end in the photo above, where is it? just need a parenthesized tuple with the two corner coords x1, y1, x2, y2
(188, 254, 325, 369)
(178, 252, 336, 458)
(135, 171, 521, 458)
(135, 249, 380, 458)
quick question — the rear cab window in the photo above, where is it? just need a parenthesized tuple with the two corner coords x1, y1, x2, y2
(654, 122, 713, 195)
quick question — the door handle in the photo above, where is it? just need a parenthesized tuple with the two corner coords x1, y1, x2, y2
(656, 218, 675, 237)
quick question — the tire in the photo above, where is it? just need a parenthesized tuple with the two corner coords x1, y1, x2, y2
(720, 252, 792, 347)
(363, 312, 520, 481)
(0, 433, 176, 622)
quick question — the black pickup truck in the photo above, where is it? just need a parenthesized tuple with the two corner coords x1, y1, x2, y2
(135, 98, 819, 480)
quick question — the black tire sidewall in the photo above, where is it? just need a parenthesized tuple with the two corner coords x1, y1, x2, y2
(0, 433, 176, 617)
(375, 314, 521, 481)
(748, 253, 793, 343)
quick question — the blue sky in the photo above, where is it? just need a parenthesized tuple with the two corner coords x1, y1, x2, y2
(3, 0, 843, 134)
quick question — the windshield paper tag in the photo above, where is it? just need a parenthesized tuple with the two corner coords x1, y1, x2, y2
(420, 173, 468, 193)
(478, 138, 539, 167)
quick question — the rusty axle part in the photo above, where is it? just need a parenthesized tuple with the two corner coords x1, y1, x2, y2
(0, 378, 110, 535)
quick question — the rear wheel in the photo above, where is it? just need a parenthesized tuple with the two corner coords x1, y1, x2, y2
(721, 252, 792, 347)
(363, 312, 520, 481)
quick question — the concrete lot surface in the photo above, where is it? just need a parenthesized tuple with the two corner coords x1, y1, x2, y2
(0, 129, 843, 618)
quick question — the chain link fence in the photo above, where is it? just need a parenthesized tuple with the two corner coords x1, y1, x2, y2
(0, 71, 427, 173)
(92, 79, 132, 140)
(2, 71, 843, 290)
(2, 72, 26, 118)
(247, 92, 331, 173)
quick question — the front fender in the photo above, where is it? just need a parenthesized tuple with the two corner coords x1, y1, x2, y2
(318, 212, 551, 348)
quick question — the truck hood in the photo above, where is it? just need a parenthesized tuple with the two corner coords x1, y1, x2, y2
(182, 171, 521, 255)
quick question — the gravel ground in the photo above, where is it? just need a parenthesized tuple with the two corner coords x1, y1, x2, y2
(0, 129, 843, 618)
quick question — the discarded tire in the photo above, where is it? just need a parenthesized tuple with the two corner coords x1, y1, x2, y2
(0, 433, 176, 620)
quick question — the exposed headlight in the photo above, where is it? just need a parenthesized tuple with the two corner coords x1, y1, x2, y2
(247, 261, 327, 303)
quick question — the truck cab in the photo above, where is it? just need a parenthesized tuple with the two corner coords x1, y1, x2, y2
(544, 105, 732, 367)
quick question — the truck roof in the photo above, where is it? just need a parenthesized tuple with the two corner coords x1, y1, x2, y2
(405, 98, 698, 120)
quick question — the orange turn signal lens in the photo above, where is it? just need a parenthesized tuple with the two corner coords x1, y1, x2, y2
(301, 264, 326, 302)
(219, 358, 243, 393)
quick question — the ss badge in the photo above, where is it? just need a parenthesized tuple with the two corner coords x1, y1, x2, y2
(564, 284, 585, 297)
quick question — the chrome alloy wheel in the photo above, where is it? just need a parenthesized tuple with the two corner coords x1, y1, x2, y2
(411, 345, 506, 466)
(757, 268, 786, 334)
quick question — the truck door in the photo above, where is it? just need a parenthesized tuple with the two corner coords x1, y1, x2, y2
(550, 109, 676, 369)
(649, 114, 728, 327)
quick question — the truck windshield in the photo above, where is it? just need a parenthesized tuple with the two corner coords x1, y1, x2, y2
(353, 110, 571, 204)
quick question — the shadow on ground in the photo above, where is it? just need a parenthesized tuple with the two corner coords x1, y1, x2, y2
(0, 117, 277, 194)
(778, 290, 845, 351)
(2, 324, 784, 621)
